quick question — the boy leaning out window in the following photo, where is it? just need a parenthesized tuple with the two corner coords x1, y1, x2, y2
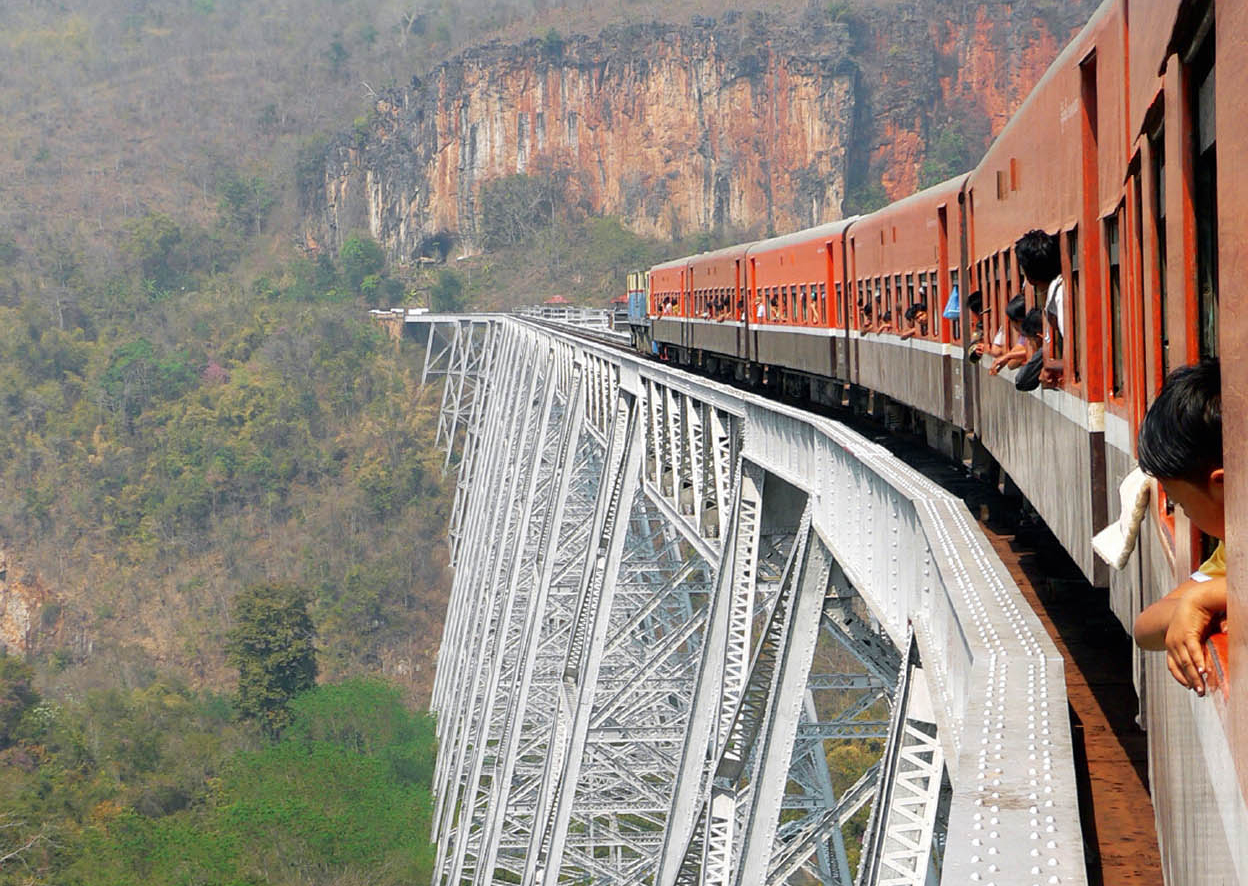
(1133, 360, 1228, 697)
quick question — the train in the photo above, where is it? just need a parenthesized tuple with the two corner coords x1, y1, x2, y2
(626, 1, 1246, 882)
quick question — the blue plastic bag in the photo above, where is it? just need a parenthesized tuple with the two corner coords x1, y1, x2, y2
(942, 284, 960, 319)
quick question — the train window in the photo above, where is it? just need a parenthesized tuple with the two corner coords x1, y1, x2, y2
(1067, 229, 1081, 382)
(1003, 251, 1014, 301)
(800, 284, 808, 323)
(1191, 33, 1218, 358)
(992, 254, 1002, 335)
(949, 269, 960, 341)
(1107, 211, 1124, 398)
(835, 282, 842, 325)
(894, 274, 903, 315)
(906, 274, 915, 310)
(1150, 130, 1169, 379)
(821, 283, 828, 325)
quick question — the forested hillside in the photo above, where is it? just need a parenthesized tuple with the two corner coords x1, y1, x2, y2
(0, 0, 1099, 880)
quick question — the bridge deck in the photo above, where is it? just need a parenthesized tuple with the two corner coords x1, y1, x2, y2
(831, 409, 1163, 885)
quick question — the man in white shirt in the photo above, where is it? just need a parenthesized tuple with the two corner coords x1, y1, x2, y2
(1016, 230, 1064, 386)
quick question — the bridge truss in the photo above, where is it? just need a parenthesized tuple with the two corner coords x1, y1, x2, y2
(420, 315, 1087, 886)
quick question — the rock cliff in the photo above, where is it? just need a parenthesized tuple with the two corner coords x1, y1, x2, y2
(315, 2, 1097, 261)
(0, 550, 58, 656)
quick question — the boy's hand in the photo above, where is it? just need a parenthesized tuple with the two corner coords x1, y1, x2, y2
(1164, 577, 1227, 696)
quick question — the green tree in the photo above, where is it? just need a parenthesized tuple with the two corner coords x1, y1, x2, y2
(429, 268, 464, 312)
(225, 583, 318, 736)
(339, 233, 387, 295)
(542, 27, 565, 58)
(0, 651, 38, 747)
(478, 171, 561, 249)
(123, 212, 183, 290)
(218, 173, 275, 235)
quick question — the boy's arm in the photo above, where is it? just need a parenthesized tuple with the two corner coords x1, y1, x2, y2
(1134, 576, 1228, 695)
(989, 344, 1028, 375)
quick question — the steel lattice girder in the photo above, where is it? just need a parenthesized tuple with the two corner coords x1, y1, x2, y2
(425, 316, 1087, 886)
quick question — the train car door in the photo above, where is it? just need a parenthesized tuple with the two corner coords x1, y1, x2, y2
(736, 258, 747, 363)
(847, 235, 859, 386)
(749, 257, 759, 364)
(957, 188, 975, 429)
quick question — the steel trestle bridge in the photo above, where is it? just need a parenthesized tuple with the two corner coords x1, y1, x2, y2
(420, 313, 1086, 886)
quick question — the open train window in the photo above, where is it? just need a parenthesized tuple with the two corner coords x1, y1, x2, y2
(1003, 250, 1014, 303)
(948, 269, 959, 341)
(1106, 210, 1124, 398)
(1066, 229, 1081, 383)
(1150, 128, 1170, 380)
(992, 253, 1002, 333)
(820, 282, 828, 325)
(894, 274, 903, 316)
(1190, 32, 1218, 358)
(834, 282, 842, 325)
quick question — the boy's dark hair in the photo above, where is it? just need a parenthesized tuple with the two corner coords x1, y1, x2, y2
(1005, 294, 1027, 322)
(880, 310, 892, 322)
(904, 304, 919, 322)
(1020, 308, 1043, 337)
(1015, 230, 1062, 284)
(965, 290, 984, 315)
(1137, 359, 1222, 483)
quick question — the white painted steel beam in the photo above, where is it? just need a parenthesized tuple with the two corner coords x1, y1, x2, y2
(422, 315, 1087, 886)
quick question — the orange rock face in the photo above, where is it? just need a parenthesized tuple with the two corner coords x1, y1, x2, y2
(0, 553, 56, 655)
(317, 5, 1099, 258)
(324, 24, 856, 258)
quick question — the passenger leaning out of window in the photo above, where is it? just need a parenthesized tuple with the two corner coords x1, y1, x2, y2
(985, 295, 1028, 375)
(966, 291, 989, 363)
(1015, 229, 1064, 386)
(1133, 360, 1228, 696)
(899, 301, 928, 340)
(858, 300, 874, 334)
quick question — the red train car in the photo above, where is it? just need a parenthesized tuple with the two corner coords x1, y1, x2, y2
(963, 1, 1126, 586)
(640, 2, 1246, 880)
(746, 221, 854, 380)
(847, 177, 966, 431)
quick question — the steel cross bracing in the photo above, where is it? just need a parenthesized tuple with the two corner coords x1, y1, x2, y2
(423, 315, 1087, 886)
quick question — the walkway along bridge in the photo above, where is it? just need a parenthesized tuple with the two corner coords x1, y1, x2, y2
(419, 313, 1086, 886)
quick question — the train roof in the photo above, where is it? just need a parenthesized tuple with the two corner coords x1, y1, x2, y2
(650, 256, 691, 272)
(848, 176, 965, 230)
(745, 218, 858, 256)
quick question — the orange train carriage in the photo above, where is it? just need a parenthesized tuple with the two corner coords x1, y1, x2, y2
(629, 1, 1246, 882)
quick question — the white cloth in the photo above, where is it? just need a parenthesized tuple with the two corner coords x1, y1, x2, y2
(1092, 467, 1152, 569)
(1045, 278, 1065, 338)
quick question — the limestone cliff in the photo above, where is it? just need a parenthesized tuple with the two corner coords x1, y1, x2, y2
(315, 2, 1098, 260)
(0, 551, 58, 656)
